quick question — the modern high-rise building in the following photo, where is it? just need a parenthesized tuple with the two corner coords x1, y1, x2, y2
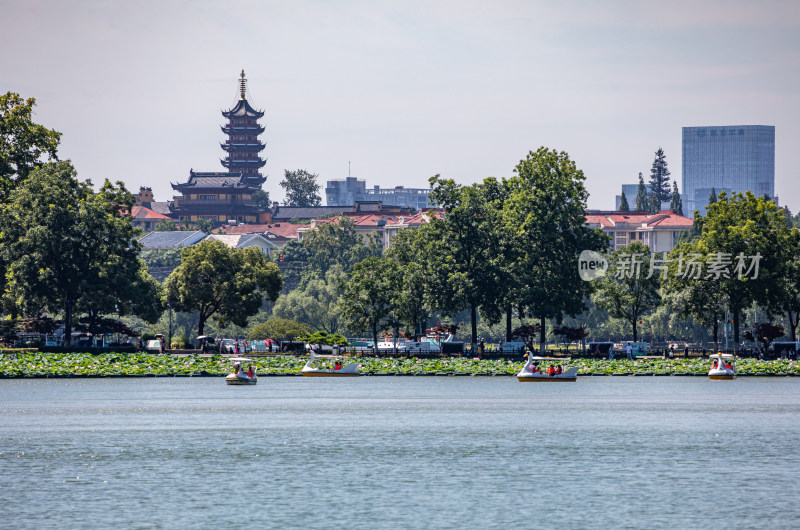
(682, 125, 774, 216)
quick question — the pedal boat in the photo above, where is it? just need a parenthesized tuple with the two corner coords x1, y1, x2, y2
(708, 352, 736, 380)
(301, 351, 360, 377)
(225, 357, 258, 385)
(517, 354, 578, 382)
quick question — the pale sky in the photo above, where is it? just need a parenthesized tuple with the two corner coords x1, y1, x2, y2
(3, 0, 799, 211)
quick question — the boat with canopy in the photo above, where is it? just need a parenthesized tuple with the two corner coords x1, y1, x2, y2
(225, 357, 258, 385)
(517, 353, 578, 382)
(301, 350, 360, 377)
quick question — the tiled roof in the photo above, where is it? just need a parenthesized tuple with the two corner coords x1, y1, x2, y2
(149, 202, 172, 216)
(132, 206, 171, 220)
(139, 231, 206, 249)
(585, 210, 692, 229)
(219, 222, 308, 239)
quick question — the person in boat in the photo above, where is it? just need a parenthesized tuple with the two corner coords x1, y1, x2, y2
(233, 361, 241, 375)
(334, 361, 342, 371)
(548, 365, 555, 377)
(556, 365, 563, 375)
(247, 365, 254, 378)
(723, 361, 733, 371)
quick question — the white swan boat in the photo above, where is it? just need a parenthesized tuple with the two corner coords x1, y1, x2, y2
(517, 354, 578, 382)
(301, 351, 360, 377)
(708, 353, 736, 380)
(225, 357, 258, 385)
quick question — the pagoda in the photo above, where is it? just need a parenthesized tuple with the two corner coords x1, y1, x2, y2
(220, 69, 266, 186)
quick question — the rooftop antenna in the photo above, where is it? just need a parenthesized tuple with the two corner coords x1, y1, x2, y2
(239, 69, 247, 100)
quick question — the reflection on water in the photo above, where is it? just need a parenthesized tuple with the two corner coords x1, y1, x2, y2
(1, 377, 799, 529)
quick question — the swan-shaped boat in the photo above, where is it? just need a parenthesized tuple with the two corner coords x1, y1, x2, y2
(301, 351, 360, 377)
(225, 357, 258, 385)
(517, 353, 578, 382)
(708, 352, 735, 380)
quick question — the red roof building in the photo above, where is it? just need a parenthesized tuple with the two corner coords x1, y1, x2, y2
(585, 209, 694, 252)
(131, 205, 172, 232)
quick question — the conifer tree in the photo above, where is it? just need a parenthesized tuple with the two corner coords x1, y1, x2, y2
(635, 172, 650, 212)
(708, 187, 717, 205)
(648, 147, 671, 205)
(619, 190, 630, 211)
(670, 181, 683, 216)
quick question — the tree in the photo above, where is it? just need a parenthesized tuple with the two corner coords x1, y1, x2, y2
(249, 318, 311, 343)
(272, 266, 344, 334)
(0, 92, 62, 201)
(699, 192, 790, 347)
(384, 227, 431, 339)
(743, 323, 785, 353)
(619, 191, 630, 211)
(251, 189, 270, 210)
(155, 219, 177, 231)
(593, 242, 661, 342)
(301, 217, 381, 276)
(670, 181, 683, 215)
(280, 169, 322, 207)
(511, 323, 541, 348)
(338, 257, 400, 354)
(0, 162, 161, 344)
(194, 218, 213, 233)
(708, 187, 717, 205)
(635, 172, 650, 212)
(649, 147, 671, 207)
(503, 147, 608, 352)
(163, 240, 283, 336)
(662, 239, 727, 351)
(425, 176, 504, 346)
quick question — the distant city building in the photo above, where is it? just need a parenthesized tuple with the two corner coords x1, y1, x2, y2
(682, 125, 775, 216)
(615, 184, 639, 209)
(170, 71, 268, 224)
(326, 177, 431, 209)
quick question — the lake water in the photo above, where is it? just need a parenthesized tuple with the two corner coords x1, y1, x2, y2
(1, 376, 799, 529)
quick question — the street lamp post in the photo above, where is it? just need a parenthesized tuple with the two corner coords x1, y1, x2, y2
(167, 303, 173, 351)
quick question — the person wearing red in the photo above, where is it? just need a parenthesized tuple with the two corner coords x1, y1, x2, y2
(548, 365, 555, 377)
(555, 365, 563, 375)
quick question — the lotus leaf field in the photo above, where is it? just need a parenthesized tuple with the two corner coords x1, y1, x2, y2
(1, 353, 799, 377)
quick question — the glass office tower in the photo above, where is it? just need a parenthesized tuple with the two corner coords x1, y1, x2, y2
(682, 125, 774, 216)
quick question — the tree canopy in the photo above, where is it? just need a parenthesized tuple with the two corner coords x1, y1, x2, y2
(619, 191, 630, 211)
(635, 172, 650, 212)
(163, 240, 283, 336)
(0, 92, 62, 201)
(0, 161, 161, 344)
(280, 169, 322, 207)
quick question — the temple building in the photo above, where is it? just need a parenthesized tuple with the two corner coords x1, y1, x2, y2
(170, 170, 268, 224)
(170, 70, 268, 225)
(220, 70, 266, 186)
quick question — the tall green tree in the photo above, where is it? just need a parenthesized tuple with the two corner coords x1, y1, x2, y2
(338, 256, 400, 353)
(163, 240, 283, 336)
(425, 175, 504, 346)
(700, 192, 792, 347)
(503, 147, 608, 352)
(0, 92, 62, 201)
(635, 172, 650, 212)
(619, 191, 630, 211)
(670, 181, 683, 215)
(0, 162, 161, 344)
(649, 147, 671, 206)
(593, 242, 661, 342)
(662, 239, 728, 350)
(384, 227, 432, 339)
(251, 189, 270, 210)
(280, 169, 322, 206)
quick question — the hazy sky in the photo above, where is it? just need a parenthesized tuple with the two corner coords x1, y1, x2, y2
(4, 0, 799, 211)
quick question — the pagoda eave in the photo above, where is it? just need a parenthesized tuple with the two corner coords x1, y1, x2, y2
(220, 143, 266, 153)
(221, 125, 265, 135)
(221, 160, 267, 169)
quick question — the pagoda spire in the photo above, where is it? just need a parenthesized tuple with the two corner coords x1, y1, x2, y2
(239, 69, 246, 100)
